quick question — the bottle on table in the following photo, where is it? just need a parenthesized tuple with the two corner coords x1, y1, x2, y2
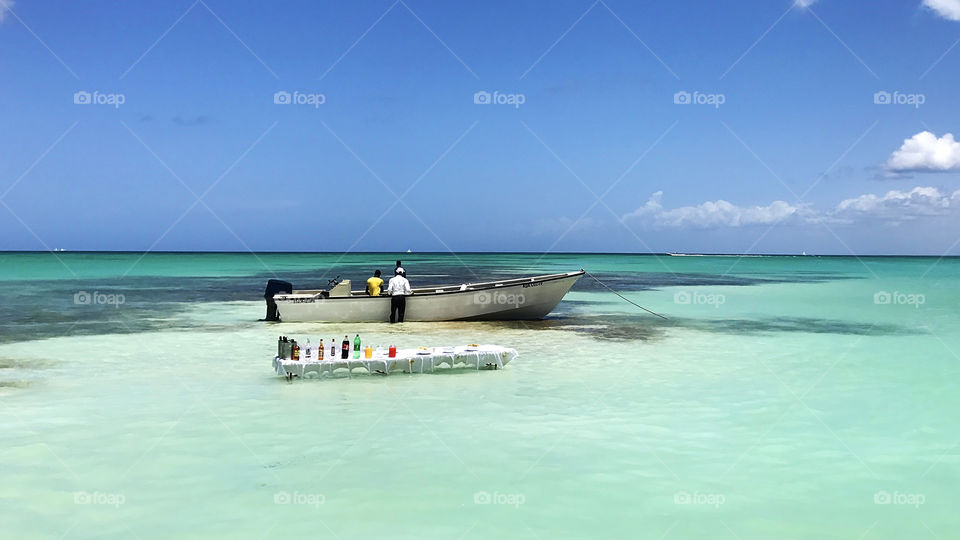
(353, 334, 361, 359)
(364, 346, 372, 359)
(389, 345, 397, 358)
(291, 340, 300, 361)
(318, 339, 325, 361)
(341, 336, 350, 359)
(330, 338, 337, 359)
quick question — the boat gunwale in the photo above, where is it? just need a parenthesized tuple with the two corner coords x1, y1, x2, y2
(274, 270, 585, 301)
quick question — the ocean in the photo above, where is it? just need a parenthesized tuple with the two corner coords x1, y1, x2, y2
(1, 252, 957, 539)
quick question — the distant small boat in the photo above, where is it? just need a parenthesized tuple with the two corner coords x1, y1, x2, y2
(265, 270, 584, 322)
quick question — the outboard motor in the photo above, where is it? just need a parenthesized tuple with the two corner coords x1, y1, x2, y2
(263, 279, 292, 321)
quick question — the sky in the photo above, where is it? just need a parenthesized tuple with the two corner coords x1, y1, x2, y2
(2, 0, 960, 255)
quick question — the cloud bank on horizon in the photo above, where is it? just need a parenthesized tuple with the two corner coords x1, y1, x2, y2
(624, 187, 960, 229)
(621, 126, 960, 231)
(623, 192, 812, 229)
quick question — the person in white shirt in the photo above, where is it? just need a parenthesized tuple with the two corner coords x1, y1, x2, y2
(386, 269, 412, 323)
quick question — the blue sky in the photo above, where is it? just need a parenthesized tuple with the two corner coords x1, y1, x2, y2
(2, 0, 960, 254)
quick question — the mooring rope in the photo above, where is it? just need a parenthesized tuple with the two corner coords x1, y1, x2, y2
(584, 270, 668, 320)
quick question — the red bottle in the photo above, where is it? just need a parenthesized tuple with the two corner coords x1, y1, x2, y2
(388, 345, 397, 358)
(292, 341, 300, 361)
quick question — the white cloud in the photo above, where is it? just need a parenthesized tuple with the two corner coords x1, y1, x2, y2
(623, 187, 960, 229)
(623, 191, 812, 229)
(0, 0, 15, 23)
(833, 186, 960, 221)
(885, 131, 960, 173)
(923, 0, 960, 21)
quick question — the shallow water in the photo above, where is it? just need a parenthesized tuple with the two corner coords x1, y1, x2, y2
(1, 253, 958, 538)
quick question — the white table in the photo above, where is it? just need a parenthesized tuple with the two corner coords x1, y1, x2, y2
(273, 345, 518, 380)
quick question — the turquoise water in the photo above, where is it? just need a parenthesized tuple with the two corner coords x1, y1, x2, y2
(1, 252, 958, 539)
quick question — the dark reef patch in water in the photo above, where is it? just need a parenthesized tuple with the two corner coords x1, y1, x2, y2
(0, 357, 50, 369)
(570, 270, 860, 293)
(681, 317, 917, 337)
(473, 313, 920, 342)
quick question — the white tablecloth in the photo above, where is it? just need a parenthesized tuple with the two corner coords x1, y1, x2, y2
(273, 345, 518, 379)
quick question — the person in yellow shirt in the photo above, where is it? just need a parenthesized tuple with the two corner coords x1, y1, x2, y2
(366, 270, 384, 296)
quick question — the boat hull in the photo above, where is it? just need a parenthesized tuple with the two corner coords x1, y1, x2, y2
(273, 271, 583, 322)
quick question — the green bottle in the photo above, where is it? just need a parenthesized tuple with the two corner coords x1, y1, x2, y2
(353, 334, 361, 359)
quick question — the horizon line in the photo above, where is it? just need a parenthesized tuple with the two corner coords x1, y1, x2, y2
(0, 250, 957, 258)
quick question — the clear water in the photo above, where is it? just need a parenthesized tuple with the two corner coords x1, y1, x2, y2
(1, 252, 957, 539)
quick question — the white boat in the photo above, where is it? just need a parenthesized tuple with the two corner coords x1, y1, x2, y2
(266, 270, 584, 322)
